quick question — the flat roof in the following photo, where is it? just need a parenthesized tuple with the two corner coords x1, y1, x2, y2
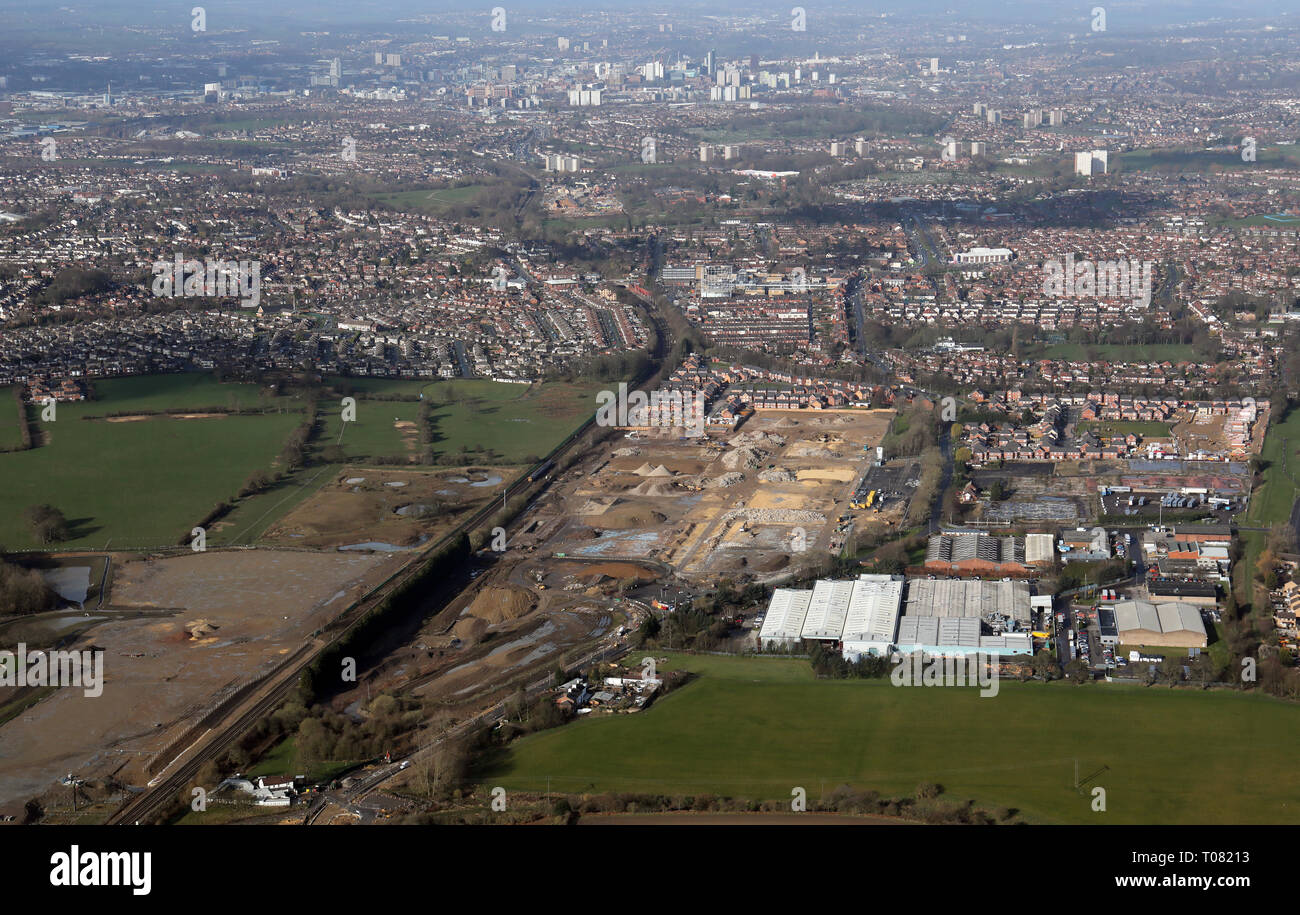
(904, 578, 1031, 622)
(1148, 580, 1217, 598)
(897, 615, 981, 647)
(1025, 533, 1055, 564)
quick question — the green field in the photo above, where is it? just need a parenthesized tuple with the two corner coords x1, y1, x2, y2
(414, 379, 603, 463)
(484, 653, 1300, 823)
(1040, 343, 1197, 362)
(75, 374, 276, 413)
(1211, 212, 1300, 229)
(323, 377, 603, 463)
(317, 399, 424, 463)
(1118, 144, 1300, 175)
(0, 376, 302, 550)
(1246, 406, 1300, 528)
(373, 185, 494, 216)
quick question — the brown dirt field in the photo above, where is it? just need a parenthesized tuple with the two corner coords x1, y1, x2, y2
(0, 548, 402, 808)
(266, 467, 516, 548)
(572, 562, 658, 581)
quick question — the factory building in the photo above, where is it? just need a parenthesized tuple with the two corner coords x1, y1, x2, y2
(760, 575, 903, 659)
(759, 588, 813, 649)
(1113, 599, 1208, 649)
(801, 579, 857, 641)
(895, 616, 1032, 657)
(840, 575, 904, 661)
(1025, 533, 1056, 566)
(762, 576, 1034, 658)
(904, 578, 1032, 627)
(924, 533, 1030, 575)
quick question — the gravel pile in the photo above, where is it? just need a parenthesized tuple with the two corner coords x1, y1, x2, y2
(720, 508, 826, 525)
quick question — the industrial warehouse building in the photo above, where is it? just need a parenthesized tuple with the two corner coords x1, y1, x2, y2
(897, 616, 980, 655)
(801, 579, 857, 641)
(760, 575, 903, 658)
(762, 575, 1038, 658)
(1146, 580, 1219, 605)
(760, 588, 814, 648)
(1025, 533, 1056, 566)
(1113, 599, 1208, 649)
(841, 575, 905, 660)
(923, 533, 1031, 575)
(904, 578, 1032, 626)
(895, 617, 1032, 656)
(1058, 526, 1111, 561)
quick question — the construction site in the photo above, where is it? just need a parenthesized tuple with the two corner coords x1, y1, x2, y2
(509, 409, 898, 585)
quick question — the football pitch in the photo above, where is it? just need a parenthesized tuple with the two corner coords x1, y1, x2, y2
(485, 653, 1300, 824)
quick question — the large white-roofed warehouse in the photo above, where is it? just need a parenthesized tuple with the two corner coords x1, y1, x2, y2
(759, 588, 813, 649)
(841, 575, 904, 661)
(801, 579, 856, 641)
(894, 618, 1032, 657)
(759, 576, 1033, 658)
(759, 575, 903, 658)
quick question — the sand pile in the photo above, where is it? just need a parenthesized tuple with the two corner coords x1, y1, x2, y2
(629, 480, 676, 496)
(756, 554, 792, 573)
(633, 462, 656, 476)
(465, 587, 534, 624)
(451, 616, 488, 643)
(646, 464, 673, 477)
(579, 562, 657, 581)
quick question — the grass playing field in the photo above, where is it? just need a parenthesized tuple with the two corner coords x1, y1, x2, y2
(483, 652, 1300, 824)
(0, 376, 302, 550)
(322, 377, 603, 463)
(420, 379, 603, 463)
